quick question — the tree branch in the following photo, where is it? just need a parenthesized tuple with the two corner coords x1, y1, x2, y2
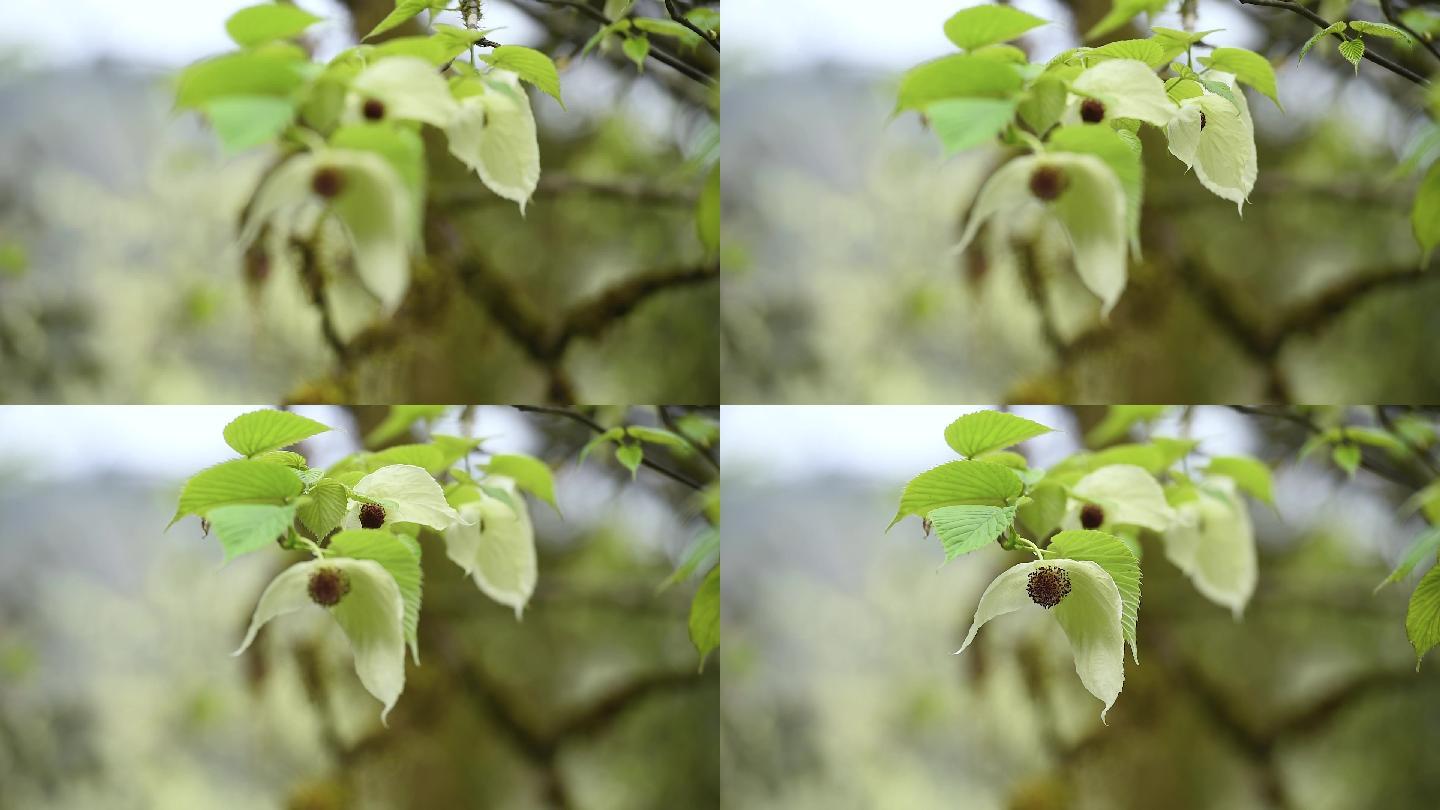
(1236, 0, 1430, 85)
(527, 0, 716, 85)
(664, 0, 719, 51)
(1380, 0, 1440, 64)
(514, 405, 706, 490)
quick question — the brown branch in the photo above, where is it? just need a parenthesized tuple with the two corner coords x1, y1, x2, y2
(514, 405, 706, 490)
(1235, 0, 1430, 85)
(1380, 0, 1440, 64)
(664, 0, 719, 51)
(526, 0, 716, 85)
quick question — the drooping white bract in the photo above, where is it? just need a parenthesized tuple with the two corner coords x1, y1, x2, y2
(241, 147, 416, 311)
(440, 477, 538, 618)
(1165, 76, 1257, 214)
(348, 56, 460, 127)
(956, 558, 1126, 720)
(1067, 463, 1175, 531)
(344, 464, 464, 531)
(445, 70, 541, 213)
(1070, 58, 1176, 127)
(234, 557, 406, 722)
(956, 152, 1129, 314)
(1161, 477, 1257, 618)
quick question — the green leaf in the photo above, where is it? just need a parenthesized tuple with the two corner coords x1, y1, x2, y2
(1086, 405, 1169, 446)
(697, 163, 720, 253)
(1332, 444, 1362, 477)
(482, 46, 564, 106)
(1204, 456, 1274, 506)
(330, 529, 424, 664)
(366, 405, 448, 447)
(943, 5, 1048, 51)
(298, 478, 349, 540)
(929, 505, 1017, 561)
(1379, 526, 1440, 589)
(896, 54, 1023, 113)
(1200, 47, 1281, 109)
(891, 460, 1023, 529)
(368, 443, 447, 474)
(1413, 160, 1440, 260)
(661, 528, 720, 590)
(1090, 39, 1168, 69)
(1017, 73, 1068, 136)
(579, 427, 624, 465)
(254, 450, 308, 469)
(1406, 563, 1440, 669)
(1018, 480, 1068, 538)
(226, 4, 323, 48)
(1299, 22, 1345, 63)
(1086, 0, 1168, 41)
(634, 17, 703, 48)
(224, 409, 332, 458)
(925, 97, 1018, 154)
(616, 443, 645, 478)
(431, 434, 485, 469)
(944, 411, 1053, 458)
(1050, 530, 1142, 662)
(689, 566, 720, 669)
(622, 35, 651, 70)
(173, 460, 304, 526)
(201, 95, 295, 154)
(207, 503, 298, 561)
(1339, 37, 1366, 72)
(484, 454, 559, 513)
(175, 51, 308, 110)
(366, 0, 442, 40)
(1151, 27, 1223, 64)
(1349, 20, 1414, 45)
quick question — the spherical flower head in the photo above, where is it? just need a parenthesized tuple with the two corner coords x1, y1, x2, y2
(1080, 502, 1106, 530)
(1080, 98, 1106, 124)
(311, 166, 346, 199)
(359, 502, 387, 530)
(307, 566, 352, 607)
(1026, 565, 1072, 609)
(362, 98, 386, 121)
(1028, 164, 1068, 202)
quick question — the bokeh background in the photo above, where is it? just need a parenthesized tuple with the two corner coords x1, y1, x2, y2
(0, 1, 718, 404)
(720, 405, 1440, 809)
(720, 0, 1440, 403)
(0, 405, 719, 809)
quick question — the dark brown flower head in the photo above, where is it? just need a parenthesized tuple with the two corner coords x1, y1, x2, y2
(1079, 98, 1106, 124)
(307, 566, 351, 607)
(359, 502, 386, 530)
(311, 166, 346, 199)
(1027, 565, 1072, 609)
(362, 98, 386, 121)
(1199, 111, 1207, 131)
(1080, 502, 1105, 530)
(1028, 165, 1068, 202)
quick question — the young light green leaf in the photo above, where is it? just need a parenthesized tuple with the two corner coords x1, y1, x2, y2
(1086, 0, 1168, 41)
(254, 450, 308, 469)
(1090, 39, 1168, 69)
(1161, 480, 1256, 617)
(1071, 464, 1175, 531)
(690, 566, 720, 669)
(944, 410, 1053, 458)
(330, 528, 423, 663)
(661, 528, 719, 590)
(1017, 73, 1068, 136)
(482, 46, 564, 107)
(891, 460, 1024, 529)
(1204, 456, 1275, 505)
(298, 478, 349, 540)
(224, 409, 332, 458)
(484, 453, 559, 514)
(1406, 563, 1440, 669)
(1018, 480, 1068, 538)
(1072, 58, 1177, 126)
(1339, 37, 1366, 71)
(1299, 22, 1345, 63)
(1349, 20, 1415, 45)
(1086, 405, 1168, 446)
(943, 5, 1048, 51)
(616, 443, 645, 478)
(956, 559, 1125, 720)
(622, 35, 651, 70)
(443, 479, 537, 618)
(226, 4, 323, 48)
(207, 503, 298, 561)
(627, 426, 693, 453)
(366, 405, 448, 446)
(202, 96, 296, 154)
(366, 0, 441, 40)
(1332, 444, 1362, 477)
(579, 427, 625, 466)
(929, 504, 1017, 561)
(175, 51, 308, 109)
(173, 459, 304, 526)
(1050, 530, 1142, 663)
(925, 98, 1018, 154)
(1379, 526, 1440, 589)
(1200, 47, 1281, 109)
(896, 54, 1023, 112)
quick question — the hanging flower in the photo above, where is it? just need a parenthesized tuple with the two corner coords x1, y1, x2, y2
(347, 56, 459, 127)
(440, 476, 538, 618)
(1165, 76, 1257, 213)
(1161, 477, 1257, 617)
(1068, 58, 1177, 127)
(444, 70, 541, 213)
(1063, 463, 1175, 532)
(342, 464, 465, 531)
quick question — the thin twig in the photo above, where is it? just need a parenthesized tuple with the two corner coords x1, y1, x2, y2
(529, 0, 715, 85)
(1236, 0, 1430, 85)
(660, 405, 719, 470)
(514, 405, 706, 490)
(664, 0, 720, 51)
(1380, 0, 1440, 64)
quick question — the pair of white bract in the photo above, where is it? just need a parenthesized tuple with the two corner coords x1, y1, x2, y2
(957, 58, 1258, 315)
(234, 463, 536, 723)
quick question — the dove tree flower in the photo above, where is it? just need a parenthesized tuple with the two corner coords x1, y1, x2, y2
(342, 463, 466, 532)
(1064, 463, 1176, 533)
(1165, 76, 1258, 214)
(1069, 58, 1177, 128)
(440, 476, 538, 618)
(1161, 476, 1258, 618)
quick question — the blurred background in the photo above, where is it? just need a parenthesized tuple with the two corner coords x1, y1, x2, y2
(0, 405, 719, 809)
(720, 405, 1440, 809)
(0, 1, 718, 404)
(720, 0, 1440, 403)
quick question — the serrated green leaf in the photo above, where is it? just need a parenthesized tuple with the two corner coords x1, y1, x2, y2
(366, 0, 443, 40)
(298, 478, 349, 540)
(943, 5, 1048, 51)
(1350, 20, 1414, 45)
(366, 404, 448, 447)
(1018, 73, 1068, 136)
(690, 566, 720, 669)
(925, 97, 1017, 154)
(482, 45, 564, 106)
(622, 35, 651, 70)
(1050, 529, 1142, 662)
(1018, 480, 1068, 538)
(1204, 456, 1274, 505)
(1086, 405, 1169, 446)
(253, 450, 308, 469)
(944, 411, 1053, 458)
(896, 54, 1024, 113)
(929, 505, 1017, 561)
(661, 527, 719, 590)
(224, 409, 332, 458)
(368, 443, 447, 475)
(1339, 37, 1366, 71)
(891, 460, 1023, 529)
(627, 426, 693, 453)
(1201, 47, 1281, 109)
(207, 503, 297, 561)
(173, 459, 304, 526)
(484, 454, 559, 513)
(1090, 39, 1168, 69)
(1299, 22, 1345, 63)
(175, 51, 308, 110)
(616, 443, 644, 478)
(1332, 444, 1362, 476)
(1406, 563, 1440, 669)
(431, 434, 484, 470)
(579, 427, 624, 465)
(330, 529, 424, 664)
(226, 4, 323, 48)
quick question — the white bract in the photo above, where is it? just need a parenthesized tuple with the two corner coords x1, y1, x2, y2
(441, 477, 538, 618)
(445, 70, 541, 213)
(235, 557, 406, 722)
(956, 558, 1126, 720)
(1071, 58, 1176, 127)
(1068, 464, 1175, 531)
(348, 56, 460, 127)
(241, 147, 416, 311)
(956, 152, 1129, 314)
(345, 464, 465, 530)
(1161, 477, 1257, 618)
(1165, 77, 1257, 213)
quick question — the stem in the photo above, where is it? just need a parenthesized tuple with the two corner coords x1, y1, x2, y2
(1235, 0, 1430, 85)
